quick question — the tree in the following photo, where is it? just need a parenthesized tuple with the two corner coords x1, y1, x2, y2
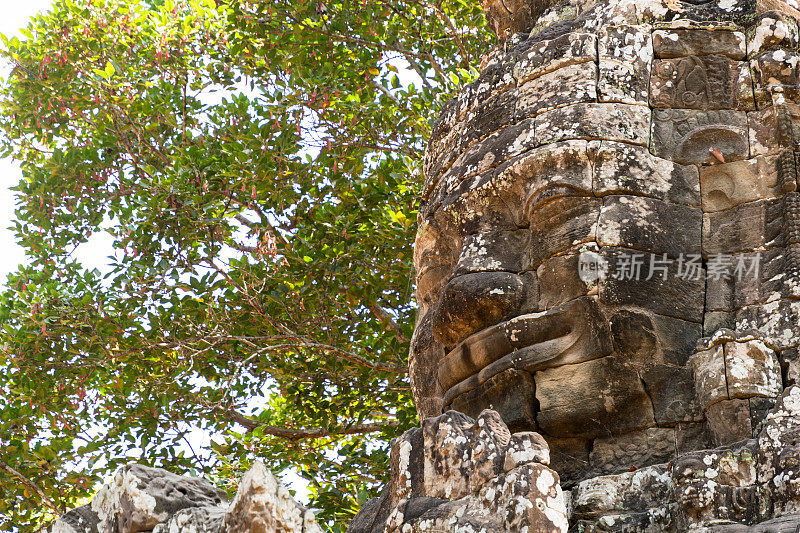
(0, 0, 490, 529)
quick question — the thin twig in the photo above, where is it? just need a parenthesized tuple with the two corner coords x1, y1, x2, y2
(0, 459, 62, 516)
(224, 409, 399, 439)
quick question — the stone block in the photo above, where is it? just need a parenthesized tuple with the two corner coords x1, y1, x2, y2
(90, 464, 227, 533)
(642, 364, 704, 424)
(597, 195, 702, 258)
(598, 24, 652, 105)
(751, 49, 800, 107)
(427, 90, 518, 182)
(699, 154, 786, 213)
(431, 271, 525, 348)
(447, 368, 538, 433)
(545, 436, 591, 488)
(749, 103, 800, 156)
(653, 28, 746, 59)
(706, 398, 754, 445)
(515, 61, 597, 120)
(529, 195, 600, 268)
(453, 229, 530, 276)
(571, 465, 672, 518)
(672, 440, 760, 527)
(651, 108, 749, 165)
(589, 429, 677, 477)
(428, 116, 536, 189)
(736, 298, 800, 350)
(650, 55, 754, 110)
(593, 141, 700, 206)
(747, 10, 800, 57)
(535, 356, 656, 439)
(757, 385, 800, 517)
(691, 344, 728, 409)
(725, 339, 782, 400)
(513, 32, 597, 85)
(535, 103, 650, 147)
(505, 140, 593, 211)
(702, 197, 784, 256)
(598, 247, 706, 323)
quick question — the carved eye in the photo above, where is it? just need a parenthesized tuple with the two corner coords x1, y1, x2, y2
(657, 62, 675, 78)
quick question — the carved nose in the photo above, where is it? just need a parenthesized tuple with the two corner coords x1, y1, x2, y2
(431, 271, 526, 348)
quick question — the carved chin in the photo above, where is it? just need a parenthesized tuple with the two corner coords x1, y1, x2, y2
(437, 296, 613, 406)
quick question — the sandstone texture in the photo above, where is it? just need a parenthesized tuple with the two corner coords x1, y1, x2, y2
(348, 410, 569, 533)
(39, 462, 321, 533)
(400, 0, 800, 529)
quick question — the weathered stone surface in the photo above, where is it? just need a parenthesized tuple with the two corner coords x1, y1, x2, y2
(535, 103, 651, 146)
(700, 154, 786, 212)
(352, 410, 569, 533)
(650, 55, 754, 110)
(545, 436, 591, 488)
(596, 195, 702, 258)
(530, 196, 600, 267)
(225, 461, 322, 533)
(751, 49, 800, 107)
(726, 339, 782, 400)
(598, 25, 652, 105)
(536, 356, 656, 438)
(38, 505, 100, 533)
(749, 103, 800, 156)
(91, 464, 227, 533)
(571, 465, 672, 518)
(672, 440, 760, 528)
(513, 32, 597, 85)
(653, 28, 746, 59)
(152, 507, 225, 533)
(736, 299, 800, 350)
(593, 141, 700, 206)
(589, 429, 678, 476)
(516, 61, 597, 119)
(598, 247, 706, 323)
(641, 364, 704, 424)
(43, 462, 319, 533)
(407, 2, 800, 531)
(748, 11, 799, 56)
(703, 197, 784, 255)
(706, 398, 755, 445)
(651, 108, 750, 164)
(758, 385, 800, 517)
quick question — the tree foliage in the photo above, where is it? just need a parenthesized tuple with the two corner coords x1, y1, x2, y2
(0, 0, 490, 529)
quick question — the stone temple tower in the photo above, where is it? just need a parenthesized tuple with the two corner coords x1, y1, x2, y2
(350, 0, 800, 530)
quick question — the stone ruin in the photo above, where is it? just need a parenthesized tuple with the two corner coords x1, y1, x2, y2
(37, 0, 800, 529)
(351, 0, 800, 529)
(39, 462, 322, 533)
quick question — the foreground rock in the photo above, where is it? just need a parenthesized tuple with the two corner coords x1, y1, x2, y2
(349, 409, 568, 533)
(39, 462, 321, 533)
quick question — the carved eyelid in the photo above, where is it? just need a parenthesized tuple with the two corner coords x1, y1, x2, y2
(522, 183, 594, 222)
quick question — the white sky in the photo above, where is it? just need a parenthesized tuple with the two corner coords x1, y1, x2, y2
(0, 1, 57, 287)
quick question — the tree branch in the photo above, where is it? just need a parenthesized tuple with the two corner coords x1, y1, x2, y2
(224, 409, 399, 439)
(0, 459, 62, 516)
(369, 304, 409, 344)
(248, 341, 409, 374)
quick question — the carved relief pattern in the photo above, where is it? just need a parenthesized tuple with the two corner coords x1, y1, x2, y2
(373, 2, 800, 532)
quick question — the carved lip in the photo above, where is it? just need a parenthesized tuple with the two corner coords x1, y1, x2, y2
(438, 296, 612, 406)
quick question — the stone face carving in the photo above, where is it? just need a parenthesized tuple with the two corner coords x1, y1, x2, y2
(351, 0, 800, 530)
(404, 0, 800, 528)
